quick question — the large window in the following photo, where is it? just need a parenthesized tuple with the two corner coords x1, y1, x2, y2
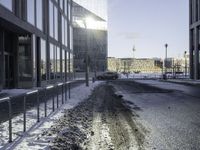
(60, 0, 63, 10)
(0, 0, 12, 11)
(18, 36, 32, 81)
(41, 39, 46, 81)
(62, 16, 65, 44)
(67, 51, 69, 73)
(62, 49, 66, 80)
(49, 1, 54, 37)
(49, 1, 58, 40)
(36, 0, 43, 30)
(65, 19, 68, 46)
(50, 44, 61, 80)
(54, 6, 58, 40)
(68, 1, 71, 20)
(56, 47, 61, 79)
(62, 16, 68, 46)
(70, 26, 73, 49)
(50, 43, 55, 80)
(70, 53, 73, 73)
(27, 0, 35, 25)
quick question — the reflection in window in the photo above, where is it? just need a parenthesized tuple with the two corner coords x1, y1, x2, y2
(41, 39, 46, 81)
(0, 0, 12, 11)
(56, 47, 61, 79)
(18, 36, 32, 81)
(70, 53, 73, 73)
(36, 0, 43, 30)
(49, 1, 54, 37)
(62, 50, 66, 80)
(54, 6, 58, 40)
(70, 26, 73, 49)
(62, 16, 65, 44)
(27, 0, 35, 25)
(68, 1, 71, 20)
(65, 19, 68, 46)
(50, 43, 55, 80)
(60, 0, 63, 10)
(65, 0, 67, 15)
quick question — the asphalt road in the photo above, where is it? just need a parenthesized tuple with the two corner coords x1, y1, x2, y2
(49, 79, 200, 150)
(111, 79, 200, 150)
(9, 79, 200, 150)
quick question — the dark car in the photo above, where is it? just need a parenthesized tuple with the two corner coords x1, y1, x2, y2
(97, 72, 119, 80)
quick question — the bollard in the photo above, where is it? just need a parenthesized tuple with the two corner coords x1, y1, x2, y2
(44, 89, 47, 117)
(65, 83, 67, 102)
(62, 85, 64, 104)
(52, 88, 55, 112)
(37, 91, 40, 122)
(23, 96, 26, 132)
(57, 85, 59, 108)
(8, 98, 12, 143)
(68, 82, 71, 99)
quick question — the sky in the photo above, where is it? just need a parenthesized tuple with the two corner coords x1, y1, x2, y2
(108, 0, 189, 59)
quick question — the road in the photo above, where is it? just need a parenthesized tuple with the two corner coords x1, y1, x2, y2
(41, 80, 200, 150)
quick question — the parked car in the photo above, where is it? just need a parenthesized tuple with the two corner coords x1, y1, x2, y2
(97, 72, 119, 80)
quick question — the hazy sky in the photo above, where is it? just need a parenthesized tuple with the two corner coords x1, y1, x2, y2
(108, 0, 189, 59)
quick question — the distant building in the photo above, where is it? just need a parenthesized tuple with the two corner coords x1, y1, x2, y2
(108, 57, 163, 73)
(72, 1, 108, 73)
(0, 0, 73, 91)
(108, 57, 189, 74)
(189, 0, 200, 79)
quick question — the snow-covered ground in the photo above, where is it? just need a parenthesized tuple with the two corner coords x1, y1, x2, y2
(119, 73, 162, 79)
(119, 73, 189, 79)
(1, 81, 102, 150)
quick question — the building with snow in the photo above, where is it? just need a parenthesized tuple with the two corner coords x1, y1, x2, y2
(0, 0, 73, 90)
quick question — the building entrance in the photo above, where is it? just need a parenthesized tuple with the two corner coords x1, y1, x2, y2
(1, 29, 33, 89)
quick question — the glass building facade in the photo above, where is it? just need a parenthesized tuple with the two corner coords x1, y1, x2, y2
(189, 0, 200, 79)
(0, 0, 73, 90)
(72, 1, 108, 73)
(73, 0, 107, 21)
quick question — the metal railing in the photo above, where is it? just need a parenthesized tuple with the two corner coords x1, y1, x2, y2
(0, 81, 74, 147)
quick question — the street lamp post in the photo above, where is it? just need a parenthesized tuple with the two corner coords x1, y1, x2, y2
(165, 44, 168, 79)
(132, 45, 136, 73)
